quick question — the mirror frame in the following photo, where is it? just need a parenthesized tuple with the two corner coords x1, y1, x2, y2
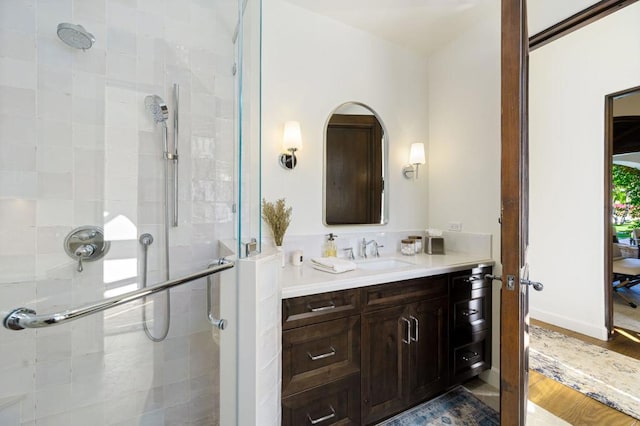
(322, 101, 389, 226)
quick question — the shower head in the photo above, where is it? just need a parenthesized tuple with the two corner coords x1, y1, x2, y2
(57, 23, 95, 50)
(144, 95, 169, 124)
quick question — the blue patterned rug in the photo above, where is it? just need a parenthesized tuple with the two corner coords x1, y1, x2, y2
(376, 386, 499, 425)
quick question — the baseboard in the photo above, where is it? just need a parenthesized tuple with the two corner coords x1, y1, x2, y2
(530, 308, 609, 340)
(479, 366, 500, 389)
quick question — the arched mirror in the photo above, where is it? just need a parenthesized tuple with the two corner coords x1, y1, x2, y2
(323, 102, 388, 225)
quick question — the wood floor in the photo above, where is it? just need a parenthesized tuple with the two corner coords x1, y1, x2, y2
(529, 320, 640, 425)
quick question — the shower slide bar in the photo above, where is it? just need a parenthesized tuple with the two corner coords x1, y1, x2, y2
(3, 259, 234, 331)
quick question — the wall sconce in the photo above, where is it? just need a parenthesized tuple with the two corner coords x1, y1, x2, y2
(279, 121, 302, 170)
(402, 142, 426, 179)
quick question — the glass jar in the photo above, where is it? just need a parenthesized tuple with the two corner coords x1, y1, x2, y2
(408, 235, 422, 253)
(401, 239, 415, 256)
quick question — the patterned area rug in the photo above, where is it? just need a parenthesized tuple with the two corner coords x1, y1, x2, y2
(376, 386, 499, 425)
(530, 324, 640, 420)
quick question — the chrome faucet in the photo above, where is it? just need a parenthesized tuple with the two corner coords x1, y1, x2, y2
(361, 238, 383, 258)
(342, 247, 355, 260)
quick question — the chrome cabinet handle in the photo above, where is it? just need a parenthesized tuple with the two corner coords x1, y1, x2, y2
(461, 351, 479, 362)
(400, 317, 411, 344)
(307, 301, 336, 312)
(409, 315, 419, 342)
(465, 276, 480, 283)
(307, 346, 336, 361)
(307, 405, 336, 425)
(461, 309, 478, 317)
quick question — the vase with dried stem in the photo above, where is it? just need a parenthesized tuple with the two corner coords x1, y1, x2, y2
(261, 198, 292, 247)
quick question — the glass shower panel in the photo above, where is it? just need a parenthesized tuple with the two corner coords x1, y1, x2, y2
(0, 0, 244, 424)
(237, 0, 263, 257)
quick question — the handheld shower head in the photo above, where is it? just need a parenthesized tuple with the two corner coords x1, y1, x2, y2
(144, 95, 169, 124)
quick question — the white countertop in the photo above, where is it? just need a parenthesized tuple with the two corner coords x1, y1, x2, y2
(281, 252, 495, 299)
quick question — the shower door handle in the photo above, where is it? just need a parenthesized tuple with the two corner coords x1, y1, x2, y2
(207, 259, 228, 330)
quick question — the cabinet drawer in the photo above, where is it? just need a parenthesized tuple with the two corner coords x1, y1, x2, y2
(452, 287, 490, 337)
(450, 330, 491, 385)
(450, 266, 492, 299)
(282, 374, 361, 426)
(283, 316, 361, 397)
(361, 275, 448, 311)
(283, 289, 360, 329)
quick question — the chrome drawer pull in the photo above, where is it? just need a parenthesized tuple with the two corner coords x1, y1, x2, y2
(409, 315, 419, 342)
(461, 351, 479, 362)
(307, 405, 336, 425)
(307, 300, 336, 312)
(400, 317, 411, 345)
(307, 346, 336, 361)
(461, 309, 478, 317)
(465, 276, 480, 283)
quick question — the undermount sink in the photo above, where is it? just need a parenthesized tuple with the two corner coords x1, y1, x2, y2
(356, 258, 414, 271)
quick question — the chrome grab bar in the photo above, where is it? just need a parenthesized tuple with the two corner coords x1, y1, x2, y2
(3, 259, 235, 331)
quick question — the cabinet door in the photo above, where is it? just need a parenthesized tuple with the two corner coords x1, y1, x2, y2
(361, 305, 409, 424)
(407, 297, 448, 404)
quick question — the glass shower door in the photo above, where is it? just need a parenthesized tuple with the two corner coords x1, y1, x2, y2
(0, 0, 259, 424)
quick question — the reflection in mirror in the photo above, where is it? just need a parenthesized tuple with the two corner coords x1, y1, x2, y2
(610, 89, 640, 332)
(323, 102, 387, 225)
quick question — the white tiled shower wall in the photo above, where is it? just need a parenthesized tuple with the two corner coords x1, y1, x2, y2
(0, 0, 238, 424)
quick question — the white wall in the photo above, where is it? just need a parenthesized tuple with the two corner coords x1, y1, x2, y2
(262, 0, 430, 237)
(425, 1, 501, 380)
(529, 3, 640, 339)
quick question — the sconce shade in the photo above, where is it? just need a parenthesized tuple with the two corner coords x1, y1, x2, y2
(409, 142, 425, 165)
(282, 121, 302, 151)
(280, 121, 301, 170)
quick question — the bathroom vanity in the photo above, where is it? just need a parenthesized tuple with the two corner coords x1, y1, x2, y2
(280, 256, 493, 425)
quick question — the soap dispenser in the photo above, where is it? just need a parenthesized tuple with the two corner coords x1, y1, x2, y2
(323, 233, 338, 257)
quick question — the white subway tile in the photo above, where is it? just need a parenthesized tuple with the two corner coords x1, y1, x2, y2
(0, 29, 36, 62)
(73, 200, 104, 226)
(73, 96, 105, 126)
(0, 57, 36, 90)
(36, 0, 72, 37)
(0, 1, 36, 34)
(36, 36, 72, 70)
(35, 383, 71, 422)
(72, 47, 106, 74)
(0, 171, 37, 198)
(75, 0, 107, 24)
(0, 86, 36, 118)
(38, 119, 72, 147)
(107, 27, 136, 56)
(0, 140, 36, 172)
(69, 402, 105, 425)
(37, 227, 71, 254)
(35, 358, 71, 388)
(36, 199, 73, 226)
(38, 89, 72, 122)
(73, 71, 106, 101)
(38, 64, 72, 94)
(72, 123, 105, 149)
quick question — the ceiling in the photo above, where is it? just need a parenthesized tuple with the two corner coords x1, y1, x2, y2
(283, 0, 604, 55)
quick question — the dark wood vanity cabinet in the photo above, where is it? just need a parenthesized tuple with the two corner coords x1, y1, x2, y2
(360, 277, 448, 424)
(282, 292, 362, 426)
(281, 268, 491, 426)
(449, 265, 493, 386)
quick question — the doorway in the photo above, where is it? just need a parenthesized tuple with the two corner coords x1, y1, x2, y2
(606, 87, 640, 335)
